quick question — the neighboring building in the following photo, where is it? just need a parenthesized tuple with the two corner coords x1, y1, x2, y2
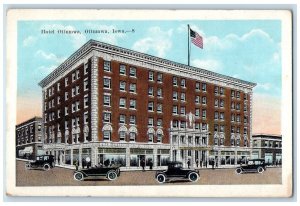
(252, 134, 282, 165)
(16, 117, 43, 159)
(38, 40, 256, 169)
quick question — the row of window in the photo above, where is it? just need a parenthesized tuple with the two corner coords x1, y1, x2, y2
(214, 138, 248, 147)
(172, 120, 208, 130)
(102, 130, 162, 143)
(104, 61, 137, 78)
(214, 124, 248, 134)
(252, 140, 282, 148)
(16, 124, 41, 137)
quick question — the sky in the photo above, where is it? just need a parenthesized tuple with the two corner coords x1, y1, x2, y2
(17, 20, 282, 134)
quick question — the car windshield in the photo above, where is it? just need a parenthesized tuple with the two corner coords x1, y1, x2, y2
(172, 163, 182, 168)
(248, 160, 263, 165)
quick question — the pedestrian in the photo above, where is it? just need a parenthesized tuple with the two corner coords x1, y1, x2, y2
(216, 159, 218, 168)
(86, 157, 91, 169)
(111, 158, 115, 166)
(75, 159, 79, 171)
(212, 159, 215, 170)
(196, 159, 199, 168)
(200, 160, 203, 168)
(205, 160, 208, 168)
(149, 159, 153, 170)
(187, 159, 190, 169)
(141, 158, 145, 171)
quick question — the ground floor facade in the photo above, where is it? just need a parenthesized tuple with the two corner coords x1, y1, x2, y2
(16, 143, 44, 160)
(252, 148, 282, 166)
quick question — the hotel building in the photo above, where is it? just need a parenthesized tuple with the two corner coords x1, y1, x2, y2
(38, 40, 256, 169)
(16, 117, 43, 159)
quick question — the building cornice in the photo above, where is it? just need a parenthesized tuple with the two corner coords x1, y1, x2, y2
(39, 39, 256, 90)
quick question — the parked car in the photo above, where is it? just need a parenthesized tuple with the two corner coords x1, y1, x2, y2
(25, 155, 55, 171)
(73, 165, 121, 181)
(235, 159, 266, 174)
(155, 161, 200, 183)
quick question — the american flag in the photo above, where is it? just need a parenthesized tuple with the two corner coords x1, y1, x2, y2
(190, 29, 203, 49)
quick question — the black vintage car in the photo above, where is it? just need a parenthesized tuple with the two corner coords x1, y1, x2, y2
(155, 161, 200, 183)
(25, 155, 55, 171)
(73, 165, 121, 181)
(235, 159, 266, 174)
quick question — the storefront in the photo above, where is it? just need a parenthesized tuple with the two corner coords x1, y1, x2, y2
(130, 148, 154, 167)
(156, 149, 170, 166)
(97, 148, 126, 167)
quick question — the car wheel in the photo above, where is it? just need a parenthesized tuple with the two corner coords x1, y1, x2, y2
(236, 168, 243, 174)
(107, 171, 118, 181)
(43, 163, 50, 171)
(25, 163, 31, 170)
(188, 172, 199, 182)
(74, 172, 84, 181)
(257, 167, 264, 173)
(156, 174, 166, 183)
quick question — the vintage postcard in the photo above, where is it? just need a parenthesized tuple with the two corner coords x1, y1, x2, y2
(6, 9, 292, 197)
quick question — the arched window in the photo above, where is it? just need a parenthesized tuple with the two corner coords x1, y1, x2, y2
(103, 130, 111, 141)
(119, 131, 126, 141)
(129, 132, 136, 142)
(156, 129, 164, 143)
(148, 133, 154, 143)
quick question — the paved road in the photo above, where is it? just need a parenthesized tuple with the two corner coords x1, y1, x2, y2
(16, 160, 282, 186)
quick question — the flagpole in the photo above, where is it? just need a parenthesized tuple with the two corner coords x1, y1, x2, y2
(188, 24, 190, 66)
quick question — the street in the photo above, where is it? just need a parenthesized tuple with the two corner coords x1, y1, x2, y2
(16, 160, 282, 186)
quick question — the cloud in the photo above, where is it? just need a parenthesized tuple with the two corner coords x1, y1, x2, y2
(23, 36, 37, 47)
(132, 27, 173, 57)
(40, 24, 87, 48)
(255, 83, 272, 91)
(191, 59, 223, 72)
(35, 50, 66, 63)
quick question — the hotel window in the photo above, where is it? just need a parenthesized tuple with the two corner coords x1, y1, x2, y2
(130, 115, 136, 125)
(84, 112, 88, 124)
(48, 88, 51, 97)
(220, 112, 224, 120)
(231, 138, 235, 146)
(157, 134, 162, 143)
(231, 114, 235, 122)
(202, 109, 207, 119)
(148, 71, 154, 81)
(195, 95, 200, 104)
(48, 101, 51, 109)
(244, 94, 248, 100)
(220, 138, 224, 146)
(103, 131, 111, 141)
(157, 103, 163, 113)
(129, 83, 136, 93)
(180, 93, 186, 101)
(65, 120, 69, 130)
(244, 127, 247, 134)
(65, 92, 69, 100)
(214, 111, 219, 120)
(157, 118, 162, 127)
(129, 99, 136, 109)
(104, 78, 111, 89)
(130, 132, 136, 142)
(148, 86, 154, 96)
(65, 106, 69, 115)
(104, 61, 111, 72)
(214, 124, 218, 132)
(231, 126, 235, 133)
(104, 95, 111, 106)
(264, 141, 268, 147)
(52, 99, 55, 107)
(72, 119, 76, 128)
(214, 99, 219, 107)
(195, 82, 200, 91)
(157, 88, 163, 98)
(148, 133, 154, 143)
(202, 83, 207, 91)
(243, 139, 248, 147)
(103, 112, 111, 123)
(236, 91, 240, 99)
(119, 65, 126, 75)
(236, 103, 240, 110)
(220, 87, 224, 95)
(157, 73, 163, 83)
(231, 102, 235, 109)
(220, 125, 225, 132)
(220, 99, 224, 107)
(236, 127, 240, 133)
(148, 102, 154, 111)
(172, 106, 178, 114)
(244, 116, 248, 124)
(76, 101, 80, 111)
(119, 98, 126, 108)
(76, 70, 80, 79)
(202, 96, 207, 104)
(44, 102, 47, 111)
(173, 76, 178, 86)
(119, 131, 126, 141)
(44, 91, 48, 100)
(76, 117, 80, 127)
(120, 81, 126, 91)
(84, 95, 88, 108)
(180, 106, 186, 115)
(84, 78, 88, 91)
(180, 121, 186, 129)
(244, 102, 248, 111)
(195, 108, 200, 117)
(214, 138, 219, 146)
(173, 91, 178, 100)
(231, 90, 235, 98)
(57, 96, 61, 105)
(72, 87, 75, 97)
(129, 67, 136, 77)
(84, 63, 88, 74)
(72, 103, 76, 113)
(172, 120, 178, 128)
(119, 114, 126, 124)
(214, 86, 219, 95)
(148, 118, 154, 126)
(76, 86, 80, 95)
(181, 79, 186, 87)
(72, 73, 76, 82)
(195, 123, 200, 130)
(57, 83, 60, 91)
